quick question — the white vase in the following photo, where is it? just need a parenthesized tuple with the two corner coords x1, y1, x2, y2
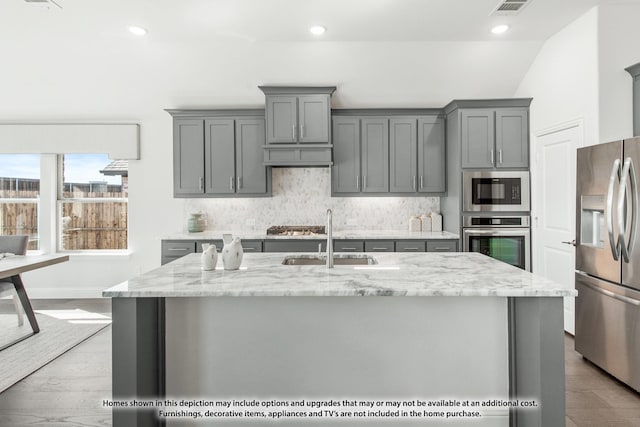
(201, 243, 218, 271)
(221, 234, 243, 270)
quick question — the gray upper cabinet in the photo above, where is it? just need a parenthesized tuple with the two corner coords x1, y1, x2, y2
(174, 119, 205, 195)
(332, 110, 445, 196)
(389, 118, 417, 193)
(235, 118, 268, 194)
(418, 116, 446, 193)
(361, 118, 389, 193)
(460, 107, 529, 169)
(332, 117, 361, 193)
(299, 95, 330, 143)
(265, 96, 297, 143)
(168, 110, 270, 198)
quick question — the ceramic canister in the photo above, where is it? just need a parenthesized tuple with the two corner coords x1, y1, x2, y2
(221, 234, 243, 270)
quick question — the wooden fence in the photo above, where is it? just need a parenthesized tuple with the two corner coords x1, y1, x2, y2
(1, 190, 128, 250)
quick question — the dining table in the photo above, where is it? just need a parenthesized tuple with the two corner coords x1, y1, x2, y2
(0, 254, 69, 349)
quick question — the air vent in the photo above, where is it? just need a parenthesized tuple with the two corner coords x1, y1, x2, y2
(24, 0, 62, 8)
(491, 0, 530, 16)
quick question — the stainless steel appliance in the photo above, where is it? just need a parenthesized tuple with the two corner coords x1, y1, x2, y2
(462, 215, 531, 271)
(575, 137, 640, 392)
(463, 170, 530, 212)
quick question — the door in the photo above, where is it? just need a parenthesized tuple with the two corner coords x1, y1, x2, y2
(173, 119, 204, 195)
(622, 137, 640, 291)
(575, 140, 622, 284)
(389, 118, 417, 193)
(461, 109, 494, 168)
(332, 117, 361, 193)
(418, 116, 445, 193)
(204, 119, 235, 194)
(266, 96, 297, 143)
(235, 118, 267, 194)
(298, 95, 329, 143)
(361, 118, 389, 193)
(536, 124, 581, 333)
(496, 108, 528, 168)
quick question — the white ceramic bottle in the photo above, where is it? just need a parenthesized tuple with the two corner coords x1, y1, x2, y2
(420, 214, 432, 232)
(201, 243, 218, 271)
(221, 234, 243, 270)
(409, 215, 422, 232)
(431, 212, 443, 232)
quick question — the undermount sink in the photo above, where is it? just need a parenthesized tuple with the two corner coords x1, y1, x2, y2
(282, 255, 378, 266)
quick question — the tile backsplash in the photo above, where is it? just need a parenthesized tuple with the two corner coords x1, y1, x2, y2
(184, 168, 440, 232)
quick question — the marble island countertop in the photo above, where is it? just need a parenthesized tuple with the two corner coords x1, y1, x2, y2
(103, 252, 576, 298)
(163, 229, 459, 240)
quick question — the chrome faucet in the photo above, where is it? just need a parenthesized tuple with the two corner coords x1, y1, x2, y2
(326, 208, 333, 268)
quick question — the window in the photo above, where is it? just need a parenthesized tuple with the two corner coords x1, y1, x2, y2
(0, 154, 40, 250)
(58, 154, 128, 251)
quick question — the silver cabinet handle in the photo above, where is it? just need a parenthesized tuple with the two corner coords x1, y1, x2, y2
(372, 247, 389, 251)
(230, 176, 234, 190)
(356, 175, 360, 190)
(199, 177, 204, 191)
(301, 124, 304, 139)
(403, 247, 419, 251)
(498, 149, 503, 164)
(340, 247, 357, 251)
(490, 149, 494, 165)
(412, 176, 416, 189)
(363, 175, 367, 189)
(618, 157, 637, 261)
(168, 248, 188, 252)
(433, 247, 451, 251)
(292, 124, 296, 140)
(318, 243, 322, 254)
(606, 159, 621, 260)
(237, 176, 242, 190)
(420, 176, 423, 189)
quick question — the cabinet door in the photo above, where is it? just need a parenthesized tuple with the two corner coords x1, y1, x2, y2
(418, 116, 446, 193)
(495, 108, 528, 168)
(461, 109, 495, 168)
(204, 119, 236, 194)
(361, 118, 389, 193)
(173, 119, 204, 195)
(389, 118, 417, 193)
(266, 96, 298, 143)
(298, 95, 330, 143)
(332, 117, 361, 193)
(236, 118, 268, 194)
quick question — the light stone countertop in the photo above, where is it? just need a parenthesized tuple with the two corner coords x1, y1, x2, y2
(103, 252, 575, 298)
(162, 230, 459, 240)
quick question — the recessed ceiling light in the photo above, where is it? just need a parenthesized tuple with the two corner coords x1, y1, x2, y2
(128, 26, 148, 36)
(309, 25, 326, 36)
(491, 24, 510, 35)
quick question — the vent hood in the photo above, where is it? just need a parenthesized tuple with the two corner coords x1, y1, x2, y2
(259, 86, 336, 167)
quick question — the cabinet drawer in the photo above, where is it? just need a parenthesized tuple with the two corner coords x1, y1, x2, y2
(364, 240, 395, 252)
(161, 240, 196, 265)
(242, 240, 263, 252)
(426, 240, 458, 252)
(196, 240, 223, 253)
(334, 240, 364, 252)
(264, 240, 326, 253)
(395, 241, 426, 252)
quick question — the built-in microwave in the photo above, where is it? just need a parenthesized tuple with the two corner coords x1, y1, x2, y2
(462, 170, 530, 212)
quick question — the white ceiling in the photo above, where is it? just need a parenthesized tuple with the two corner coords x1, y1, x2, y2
(1, 0, 638, 43)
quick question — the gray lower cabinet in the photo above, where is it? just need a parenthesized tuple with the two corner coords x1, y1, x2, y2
(334, 240, 365, 252)
(170, 111, 270, 197)
(263, 240, 326, 253)
(364, 240, 395, 252)
(161, 240, 196, 265)
(426, 240, 458, 252)
(460, 108, 528, 169)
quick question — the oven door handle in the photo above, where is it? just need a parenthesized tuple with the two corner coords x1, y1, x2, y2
(463, 229, 530, 235)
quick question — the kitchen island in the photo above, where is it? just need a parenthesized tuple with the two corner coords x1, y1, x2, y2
(103, 252, 574, 427)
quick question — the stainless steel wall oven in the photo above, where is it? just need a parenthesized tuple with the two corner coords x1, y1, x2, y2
(462, 216, 531, 271)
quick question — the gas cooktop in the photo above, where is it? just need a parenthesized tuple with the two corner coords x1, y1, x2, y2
(266, 225, 326, 236)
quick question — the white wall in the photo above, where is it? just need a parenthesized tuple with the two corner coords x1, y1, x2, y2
(514, 8, 600, 145)
(598, 3, 640, 142)
(1, 38, 542, 297)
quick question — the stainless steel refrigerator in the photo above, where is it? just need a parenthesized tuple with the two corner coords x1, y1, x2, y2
(575, 137, 640, 392)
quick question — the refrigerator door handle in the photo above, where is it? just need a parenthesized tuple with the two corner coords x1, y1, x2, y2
(607, 159, 622, 261)
(618, 157, 638, 262)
